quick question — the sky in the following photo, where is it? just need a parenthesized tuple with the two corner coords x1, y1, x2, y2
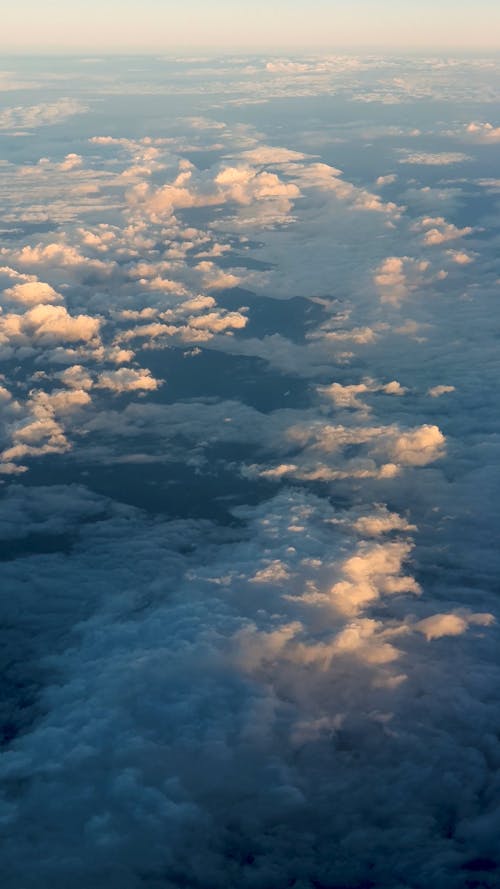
(2, 0, 500, 50)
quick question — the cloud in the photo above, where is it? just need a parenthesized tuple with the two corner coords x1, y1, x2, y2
(59, 153, 84, 171)
(239, 146, 308, 165)
(376, 173, 397, 186)
(0, 265, 63, 305)
(244, 417, 446, 484)
(0, 98, 87, 132)
(0, 487, 496, 889)
(373, 255, 431, 305)
(58, 365, 94, 390)
(416, 611, 494, 641)
(353, 506, 417, 536)
(327, 539, 421, 616)
(318, 377, 407, 411)
(1, 388, 91, 464)
(398, 151, 472, 165)
(466, 121, 500, 142)
(415, 216, 473, 246)
(0, 304, 100, 352)
(96, 367, 163, 394)
(3, 280, 63, 305)
(9, 241, 113, 279)
(130, 161, 301, 222)
(428, 384, 455, 398)
(447, 249, 474, 264)
(390, 424, 446, 466)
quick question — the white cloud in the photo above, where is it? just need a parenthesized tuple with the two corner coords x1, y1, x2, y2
(318, 377, 407, 411)
(416, 611, 494, 641)
(96, 367, 163, 393)
(374, 256, 430, 305)
(353, 507, 417, 536)
(0, 265, 63, 305)
(415, 216, 472, 246)
(58, 365, 94, 391)
(3, 280, 62, 305)
(390, 424, 445, 466)
(0, 304, 100, 349)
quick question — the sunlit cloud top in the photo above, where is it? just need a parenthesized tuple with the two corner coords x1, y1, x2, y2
(3, 0, 500, 51)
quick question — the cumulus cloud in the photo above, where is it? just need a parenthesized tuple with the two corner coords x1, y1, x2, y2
(96, 367, 162, 393)
(0, 265, 63, 305)
(318, 377, 407, 411)
(3, 280, 62, 305)
(1, 387, 90, 464)
(447, 249, 474, 264)
(390, 424, 446, 466)
(58, 364, 94, 390)
(0, 304, 100, 351)
(244, 417, 445, 484)
(353, 506, 417, 536)
(373, 255, 431, 305)
(416, 611, 494, 641)
(129, 160, 301, 222)
(415, 216, 473, 245)
(466, 121, 500, 142)
(9, 241, 113, 279)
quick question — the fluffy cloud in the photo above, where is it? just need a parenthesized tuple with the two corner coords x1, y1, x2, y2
(0, 304, 100, 351)
(130, 160, 300, 222)
(1, 388, 90, 464)
(466, 121, 500, 142)
(390, 424, 446, 466)
(9, 241, 113, 279)
(416, 611, 494, 641)
(244, 417, 445, 484)
(58, 365, 94, 390)
(3, 281, 62, 305)
(415, 216, 473, 246)
(96, 367, 162, 393)
(318, 377, 407, 411)
(0, 266, 63, 305)
(373, 255, 431, 305)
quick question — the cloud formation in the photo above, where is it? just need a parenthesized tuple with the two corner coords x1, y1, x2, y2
(1, 52, 500, 889)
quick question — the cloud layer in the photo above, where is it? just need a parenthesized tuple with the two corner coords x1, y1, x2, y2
(1, 51, 500, 889)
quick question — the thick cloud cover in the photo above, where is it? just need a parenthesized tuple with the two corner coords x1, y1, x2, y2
(1, 52, 500, 889)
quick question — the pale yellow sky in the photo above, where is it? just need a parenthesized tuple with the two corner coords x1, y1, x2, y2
(2, 1, 500, 51)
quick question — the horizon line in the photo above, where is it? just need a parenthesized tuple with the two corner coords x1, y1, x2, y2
(2, 43, 500, 55)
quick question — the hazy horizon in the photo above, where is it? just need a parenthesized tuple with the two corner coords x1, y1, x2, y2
(3, 0, 500, 51)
